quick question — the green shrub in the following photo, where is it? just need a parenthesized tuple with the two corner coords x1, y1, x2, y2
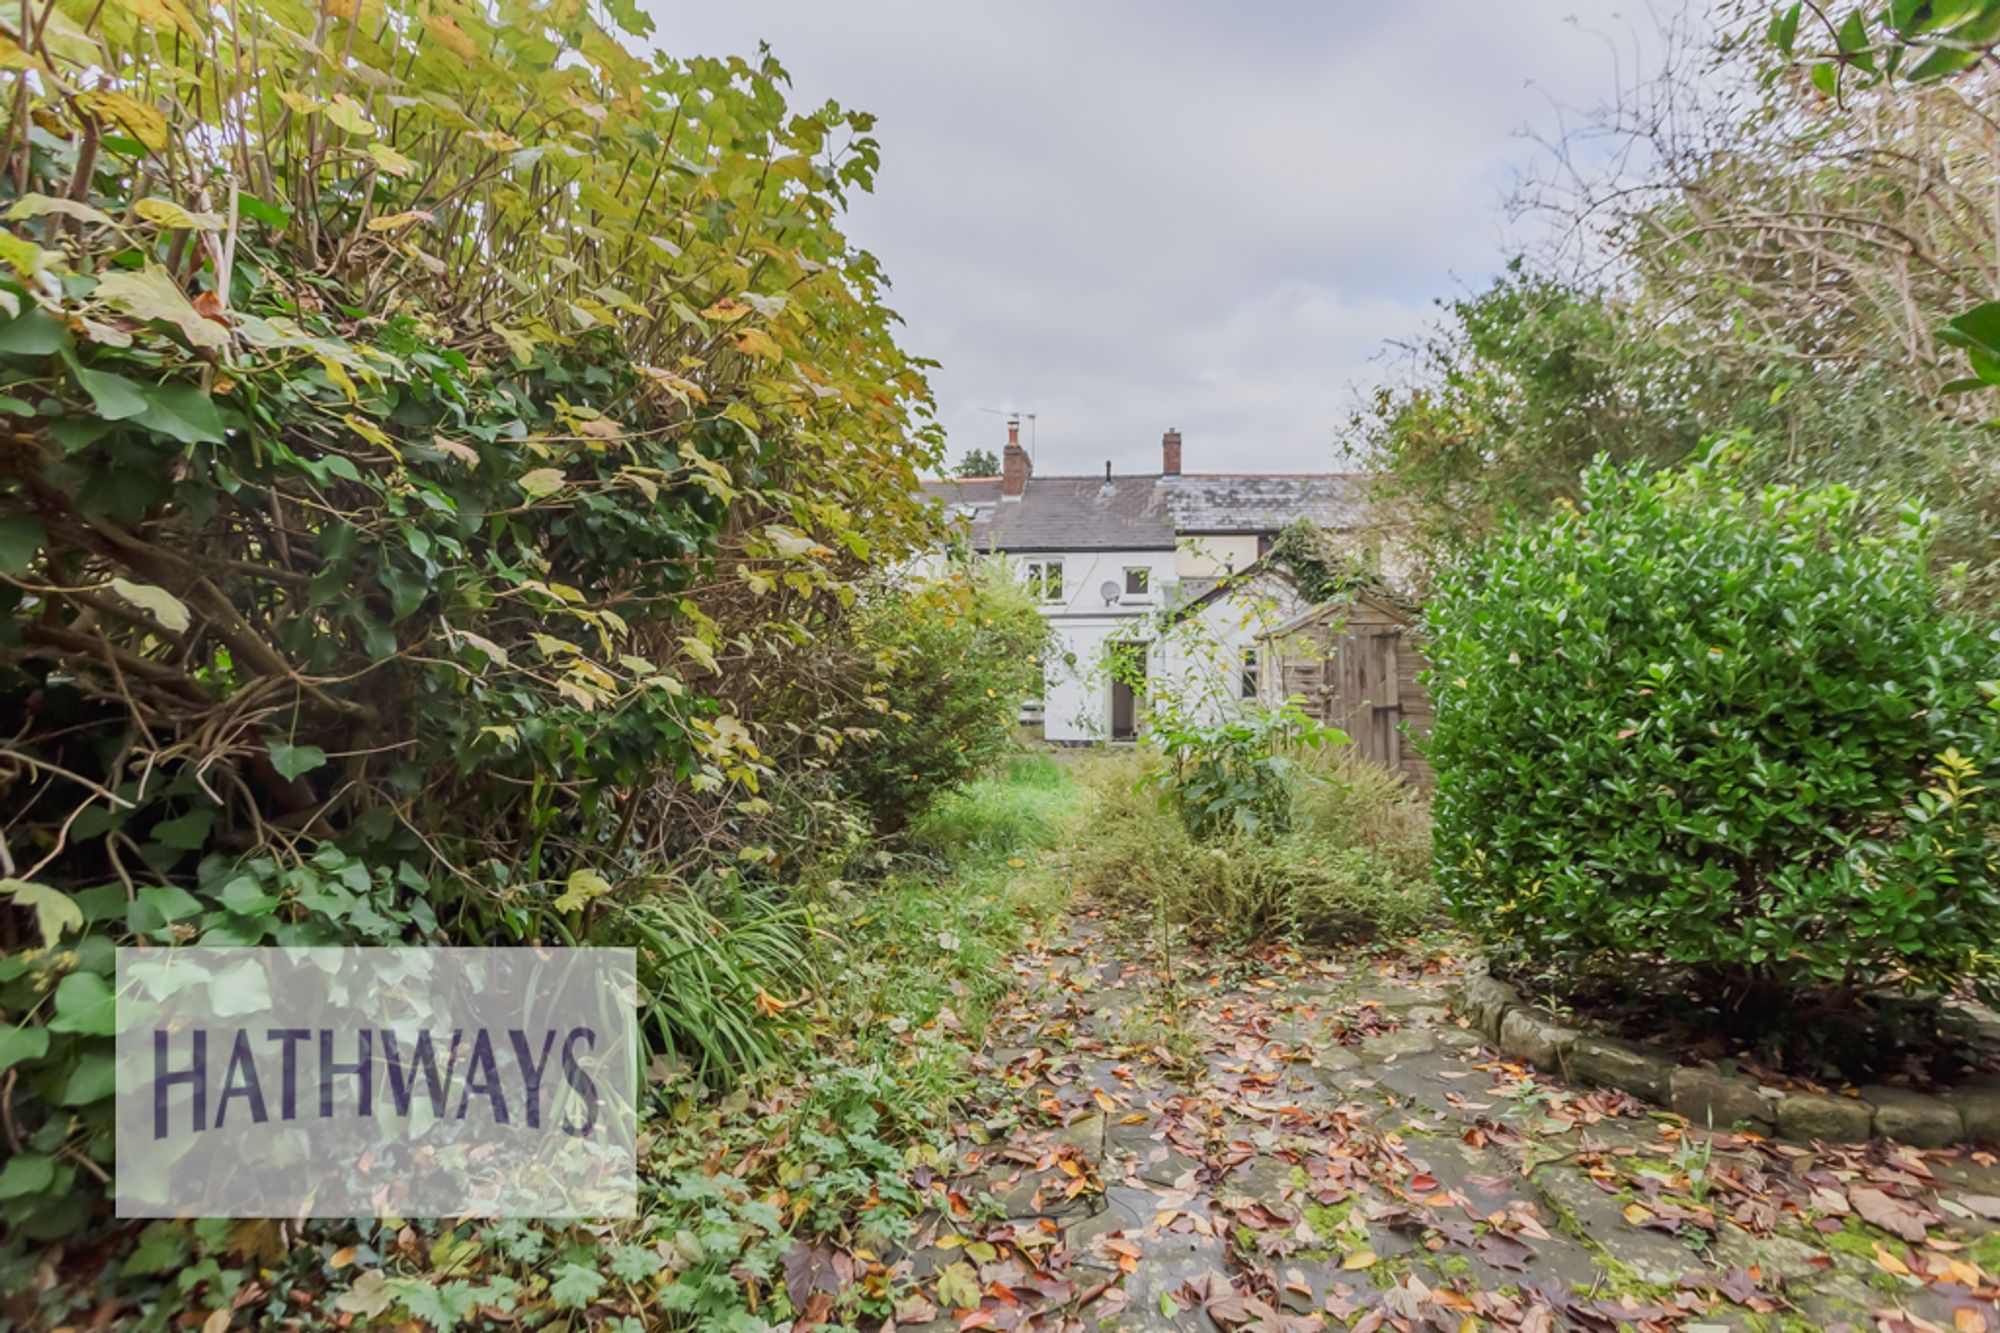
(0, 0, 940, 1233)
(837, 564, 1050, 830)
(1426, 453, 2000, 1007)
(1144, 698, 1340, 838)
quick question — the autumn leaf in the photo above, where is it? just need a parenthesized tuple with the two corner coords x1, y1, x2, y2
(518, 468, 567, 498)
(1849, 1185, 1932, 1244)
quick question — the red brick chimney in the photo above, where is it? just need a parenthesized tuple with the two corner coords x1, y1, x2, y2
(1001, 419, 1032, 498)
(1162, 428, 1182, 476)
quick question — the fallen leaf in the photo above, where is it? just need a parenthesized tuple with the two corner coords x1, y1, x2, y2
(1849, 1185, 1931, 1244)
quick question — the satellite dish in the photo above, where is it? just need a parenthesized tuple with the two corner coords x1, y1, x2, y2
(1099, 581, 1121, 606)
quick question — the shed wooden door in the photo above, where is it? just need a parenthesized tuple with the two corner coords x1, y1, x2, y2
(1326, 624, 1405, 770)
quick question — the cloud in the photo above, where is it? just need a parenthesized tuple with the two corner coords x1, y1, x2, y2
(644, 0, 1687, 472)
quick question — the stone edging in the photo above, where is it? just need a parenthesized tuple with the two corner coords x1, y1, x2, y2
(1451, 965, 2000, 1147)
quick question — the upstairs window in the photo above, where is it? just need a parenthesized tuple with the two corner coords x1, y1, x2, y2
(1240, 647, 1259, 700)
(1025, 560, 1064, 604)
(1123, 566, 1150, 598)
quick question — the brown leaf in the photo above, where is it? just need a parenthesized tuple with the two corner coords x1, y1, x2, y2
(1960, 1194, 2000, 1222)
(781, 1240, 845, 1309)
(1849, 1185, 1932, 1244)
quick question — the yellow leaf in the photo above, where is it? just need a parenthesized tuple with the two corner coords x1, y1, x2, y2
(95, 265, 228, 351)
(1622, 1203, 1652, 1225)
(367, 142, 418, 177)
(553, 868, 613, 913)
(329, 1245, 356, 1269)
(83, 90, 168, 151)
(434, 437, 480, 468)
(113, 0, 202, 40)
(1874, 1243, 1911, 1276)
(1342, 1249, 1378, 1271)
(426, 13, 478, 60)
(365, 210, 431, 233)
(135, 197, 224, 230)
(730, 327, 782, 361)
(519, 468, 566, 498)
(322, 94, 376, 138)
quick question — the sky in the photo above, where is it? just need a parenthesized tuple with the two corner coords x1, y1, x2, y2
(645, 2, 1689, 476)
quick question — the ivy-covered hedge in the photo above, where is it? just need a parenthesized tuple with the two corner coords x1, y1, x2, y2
(0, 0, 963, 1238)
(1426, 453, 2000, 1008)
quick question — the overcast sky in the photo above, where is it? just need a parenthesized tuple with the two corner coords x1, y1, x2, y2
(647, 2, 1687, 476)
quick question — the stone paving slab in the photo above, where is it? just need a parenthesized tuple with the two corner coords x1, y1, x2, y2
(918, 910, 2000, 1332)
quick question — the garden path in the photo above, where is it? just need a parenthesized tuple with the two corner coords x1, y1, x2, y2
(893, 905, 2000, 1333)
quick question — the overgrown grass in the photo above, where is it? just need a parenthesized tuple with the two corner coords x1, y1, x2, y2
(287, 757, 1087, 1333)
(1071, 747, 1437, 946)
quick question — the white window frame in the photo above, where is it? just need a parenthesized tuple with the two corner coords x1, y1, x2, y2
(1240, 646, 1259, 700)
(1025, 559, 1064, 604)
(1123, 566, 1150, 599)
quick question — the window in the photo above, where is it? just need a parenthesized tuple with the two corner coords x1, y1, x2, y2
(1025, 560, 1063, 603)
(1123, 566, 1150, 598)
(1240, 647, 1259, 700)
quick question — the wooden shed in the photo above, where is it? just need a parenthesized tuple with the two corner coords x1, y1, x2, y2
(1260, 587, 1432, 788)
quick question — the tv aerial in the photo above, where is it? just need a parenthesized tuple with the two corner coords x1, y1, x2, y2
(977, 406, 1039, 460)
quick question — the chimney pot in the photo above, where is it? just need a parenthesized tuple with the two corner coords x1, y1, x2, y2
(1002, 420, 1032, 498)
(1162, 428, 1183, 476)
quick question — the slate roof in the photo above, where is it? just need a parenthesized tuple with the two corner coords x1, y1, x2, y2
(920, 472, 1371, 553)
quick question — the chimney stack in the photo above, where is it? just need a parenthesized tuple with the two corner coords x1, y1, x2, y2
(1001, 418, 1032, 498)
(1162, 428, 1182, 476)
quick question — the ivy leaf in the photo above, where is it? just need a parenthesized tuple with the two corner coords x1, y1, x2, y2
(208, 958, 271, 1017)
(215, 874, 279, 915)
(122, 1221, 192, 1276)
(268, 740, 328, 782)
(48, 971, 116, 1035)
(150, 808, 215, 850)
(133, 884, 203, 930)
(3, 879, 83, 945)
(0, 1023, 51, 1074)
(0, 1153, 54, 1200)
(60, 1051, 115, 1105)
(94, 265, 229, 351)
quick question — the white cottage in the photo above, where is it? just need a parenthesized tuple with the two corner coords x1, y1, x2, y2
(921, 425, 1382, 743)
